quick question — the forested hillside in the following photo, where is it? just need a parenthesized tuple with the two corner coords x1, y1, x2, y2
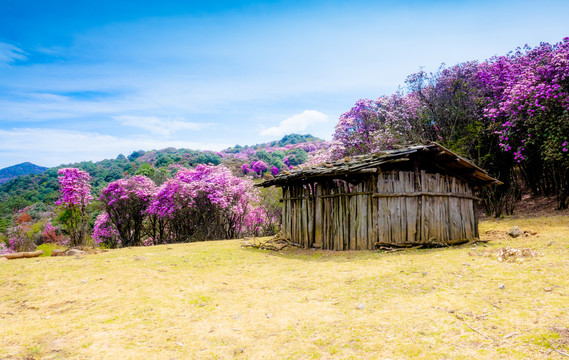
(0, 134, 325, 219)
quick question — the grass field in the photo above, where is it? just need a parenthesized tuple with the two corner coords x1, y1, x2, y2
(1, 216, 568, 359)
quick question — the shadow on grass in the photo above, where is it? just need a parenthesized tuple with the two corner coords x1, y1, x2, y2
(239, 242, 468, 263)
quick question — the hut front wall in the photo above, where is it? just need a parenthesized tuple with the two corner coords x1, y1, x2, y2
(281, 170, 479, 250)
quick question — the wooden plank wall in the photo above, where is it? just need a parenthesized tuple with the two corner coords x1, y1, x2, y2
(377, 171, 477, 246)
(282, 185, 314, 248)
(282, 170, 478, 250)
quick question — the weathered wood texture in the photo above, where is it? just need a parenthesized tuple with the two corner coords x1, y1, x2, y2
(280, 171, 478, 250)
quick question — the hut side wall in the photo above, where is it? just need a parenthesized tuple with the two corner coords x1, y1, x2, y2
(281, 170, 479, 250)
(375, 171, 477, 246)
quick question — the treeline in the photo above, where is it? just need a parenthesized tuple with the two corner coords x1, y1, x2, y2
(2, 164, 279, 253)
(0, 134, 319, 252)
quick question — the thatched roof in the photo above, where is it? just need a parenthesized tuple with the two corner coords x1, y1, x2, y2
(258, 142, 501, 188)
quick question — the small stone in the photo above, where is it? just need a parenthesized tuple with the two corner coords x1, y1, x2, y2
(499, 284, 506, 290)
(422, 272, 428, 276)
(234, 347, 244, 355)
(66, 249, 86, 256)
(355, 303, 365, 310)
(51, 249, 66, 257)
(507, 226, 524, 238)
(175, 342, 184, 347)
(266, 313, 273, 319)
(81, 279, 87, 283)
(134, 256, 149, 261)
(544, 287, 553, 292)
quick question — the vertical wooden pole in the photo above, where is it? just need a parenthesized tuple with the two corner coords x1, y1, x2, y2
(413, 161, 422, 244)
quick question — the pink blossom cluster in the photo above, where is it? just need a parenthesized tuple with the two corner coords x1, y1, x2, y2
(251, 160, 268, 175)
(477, 37, 569, 160)
(100, 175, 156, 209)
(147, 164, 265, 240)
(0, 242, 13, 255)
(55, 168, 92, 206)
(92, 212, 120, 246)
(243, 207, 266, 235)
(149, 164, 258, 218)
(332, 94, 424, 159)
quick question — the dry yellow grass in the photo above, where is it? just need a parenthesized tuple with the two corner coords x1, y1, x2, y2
(1, 215, 568, 359)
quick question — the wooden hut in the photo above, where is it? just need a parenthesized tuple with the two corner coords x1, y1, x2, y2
(258, 142, 501, 250)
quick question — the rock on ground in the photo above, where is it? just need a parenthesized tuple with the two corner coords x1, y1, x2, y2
(507, 226, 524, 238)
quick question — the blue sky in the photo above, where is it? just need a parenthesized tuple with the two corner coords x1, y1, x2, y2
(0, 0, 568, 168)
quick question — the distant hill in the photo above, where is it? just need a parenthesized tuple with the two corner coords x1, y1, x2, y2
(0, 162, 48, 184)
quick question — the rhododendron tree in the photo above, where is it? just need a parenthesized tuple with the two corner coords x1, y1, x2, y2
(477, 38, 569, 208)
(251, 160, 268, 175)
(56, 168, 92, 246)
(148, 164, 261, 241)
(333, 99, 382, 156)
(99, 175, 156, 247)
(331, 94, 424, 160)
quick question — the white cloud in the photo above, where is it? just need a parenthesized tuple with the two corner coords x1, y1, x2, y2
(115, 115, 212, 136)
(0, 128, 229, 168)
(260, 110, 328, 137)
(0, 42, 27, 65)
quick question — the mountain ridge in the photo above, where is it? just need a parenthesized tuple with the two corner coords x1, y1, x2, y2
(0, 162, 48, 185)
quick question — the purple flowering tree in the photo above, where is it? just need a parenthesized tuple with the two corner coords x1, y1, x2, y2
(477, 38, 569, 208)
(331, 94, 424, 159)
(99, 175, 156, 247)
(251, 161, 268, 176)
(56, 168, 92, 246)
(241, 163, 251, 175)
(148, 164, 261, 241)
